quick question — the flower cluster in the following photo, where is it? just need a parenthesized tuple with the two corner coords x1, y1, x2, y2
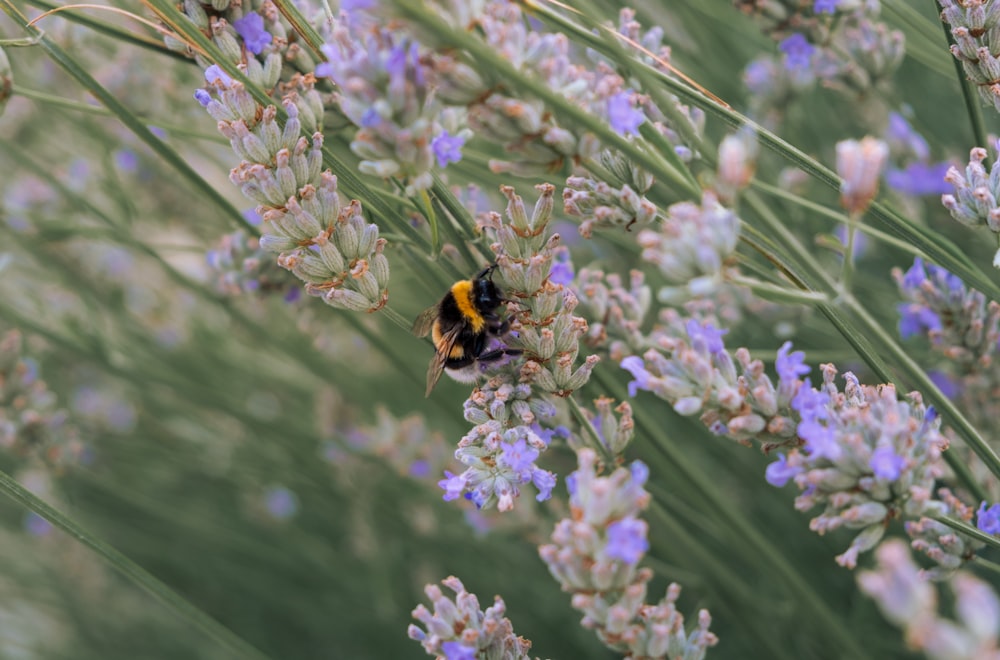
(197, 70, 390, 312)
(739, 1, 904, 123)
(622, 313, 802, 449)
(440, 379, 559, 511)
(575, 396, 636, 460)
(0, 330, 85, 469)
(408, 576, 532, 659)
(205, 229, 299, 300)
(942, 144, 1000, 267)
(317, 22, 449, 193)
(906, 489, 982, 579)
(563, 151, 657, 238)
(623, 313, 972, 569)
(487, 184, 600, 397)
(893, 257, 1000, 371)
(437, 184, 598, 511)
(858, 540, 1000, 660)
(539, 449, 718, 659)
(771, 364, 949, 569)
(573, 267, 652, 361)
(637, 191, 740, 305)
(940, 0, 1000, 114)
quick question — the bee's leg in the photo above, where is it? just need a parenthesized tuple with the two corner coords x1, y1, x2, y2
(444, 355, 477, 369)
(476, 348, 523, 364)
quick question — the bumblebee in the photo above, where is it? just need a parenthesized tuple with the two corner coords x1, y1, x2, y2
(412, 265, 522, 396)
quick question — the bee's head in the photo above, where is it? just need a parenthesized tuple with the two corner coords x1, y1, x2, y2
(472, 265, 503, 312)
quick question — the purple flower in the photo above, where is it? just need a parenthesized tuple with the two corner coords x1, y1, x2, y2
(928, 370, 961, 399)
(901, 257, 927, 290)
(775, 341, 810, 384)
(620, 356, 651, 397)
(341, 0, 375, 12)
(791, 380, 830, 422)
(264, 486, 299, 520)
(439, 471, 467, 501)
(114, 149, 138, 173)
(549, 249, 574, 286)
(779, 34, 815, 71)
(501, 438, 539, 476)
(886, 162, 953, 196)
(869, 445, 905, 481)
(897, 303, 941, 339)
(194, 89, 212, 107)
(799, 419, 842, 461)
(431, 131, 466, 168)
(686, 320, 728, 354)
(605, 517, 649, 564)
(814, 0, 839, 13)
(765, 454, 801, 487)
(977, 502, 1000, 535)
(204, 64, 232, 86)
(532, 468, 556, 501)
(24, 512, 53, 537)
(242, 208, 262, 226)
(886, 113, 930, 162)
(607, 90, 645, 136)
(630, 460, 649, 487)
(232, 12, 272, 55)
(441, 641, 475, 660)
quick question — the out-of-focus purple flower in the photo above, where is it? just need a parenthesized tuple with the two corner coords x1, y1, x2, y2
(886, 113, 930, 162)
(978, 502, 1000, 534)
(114, 149, 139, 173)
(439, 471, 466, 501)
(799, 419, 841, 461)
(814, 0, 839, 13)
(605, 517, 649, 564)
(927, 370, 961, 399)
(870, 445, 906, 480)
(232, 12, 272, 55)
(686, 319, 727, 354)
(24, 512, 53, 537)
(204, 64, 232, 86)
(791, 378, 829, 422)
(532, 468, 556, 501)
(607, 90, 645, 135)
(775, 341, 810, 383)
(440, 641, 475, 660)
(621, 356, 652, 397)
(897, 303, 942, 339)
(194, 89, 212, 107)
(779, 34, 815, 71)
(549, 248, 574, 286)
(886, 162, 953, 196)
(431, 131, 465, 167)
(264, 486, 299, 520)
(242, 208, 262, 226)
(147, 125, 167, 139)
(765, 454, 801, 487)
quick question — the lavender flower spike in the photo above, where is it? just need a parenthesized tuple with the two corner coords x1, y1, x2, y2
(539, 449, 718, 659)
(408, 576, 532, 659)
(942, 144, 1000, 266)
(859, 540, 1000, 660)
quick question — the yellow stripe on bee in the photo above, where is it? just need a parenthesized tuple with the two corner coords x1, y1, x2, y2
(451, 280, 486, 332)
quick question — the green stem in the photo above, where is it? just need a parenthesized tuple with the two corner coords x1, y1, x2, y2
(0, 469, 272, 660)
(931, 514, 1000, 551)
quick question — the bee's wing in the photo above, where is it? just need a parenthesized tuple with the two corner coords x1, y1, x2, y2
(411, 305, 438, 337)
(425, 323, 463, 397)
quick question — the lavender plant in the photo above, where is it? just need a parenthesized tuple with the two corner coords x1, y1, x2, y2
(5, 0, 1000, 658)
